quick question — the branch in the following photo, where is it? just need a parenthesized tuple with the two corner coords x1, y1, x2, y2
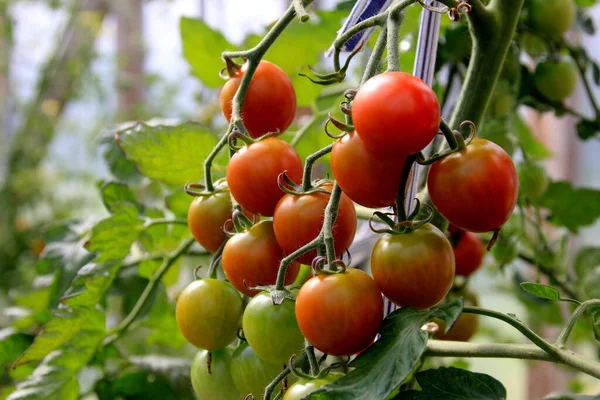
(555, 299, 600, 348)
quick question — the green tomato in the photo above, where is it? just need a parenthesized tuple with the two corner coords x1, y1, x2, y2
(490, 80, 516, 118)
(191, 348, 242, 400)
(242, 292, 305, 365)
(492, 235, 518, 266)
(529, 0, 576, 39)
(230, 341, 285, 398)
(283, 373, 345, 400)
(533, 57, 578, 102)
(518, 161, 550, 200)
(519, 32, 549, 58)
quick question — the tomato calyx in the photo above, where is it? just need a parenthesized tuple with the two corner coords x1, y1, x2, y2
(417, 0, 471, 21)
(299, 42, 364, 86)
(220, 55, 243, 79)
(227, 129, 283, 151)
(287, 354, 349, 381)
(369, 199, 434, 235)
(325, 114, 354, 139)
(416, 120, 476, 166)
(277, 172, 331, 197)
(184, 179, 228, 197)
(311, 257, 349, 276)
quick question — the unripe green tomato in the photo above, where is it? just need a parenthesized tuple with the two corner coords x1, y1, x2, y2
(492, 236, 518, 265)
(533, 57, 578, 102)
(519, 32, 549, 58)
(518, 161, 550, 200)
(230, 342, 285, 398)
(283, 373, 345, 400)
(191, 348, 242, 400)
(479, 120, 517, 156)
(528, 0, 576, 39)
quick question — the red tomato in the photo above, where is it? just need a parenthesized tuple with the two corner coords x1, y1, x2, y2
(428, 138, 518, 233)
(227, 137, 303, 217)
(222, 220, 300, 296)
(295, 268, 383, 356)
(351, 72, 440, 157)
(371, 224, 455, 309)
(450, 227, 485, 277)
(220, 60, 296, 138)
(273, 183, 357, 265)
(187, 189, 232, 253)
(331, 131, 407, 208)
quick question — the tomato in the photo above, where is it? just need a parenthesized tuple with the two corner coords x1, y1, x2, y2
(220, 60, 296, 138)
(528, 0, 575, 39)
(191, 348, 242, 400)
(491, 234, 518, 265)
(533, 57, 577, 102)
(518, 161, 549, 200)
(187, 189, 232, 253)
(222, 220, 300, 297)
(427, 138, 518, 233)
(295, 268, 383, 356)
(242, 292, 305, 365)
(273, 183, 357, 265)
(351, 71, 440, 157)
(283, 373, 345, 400)
(176, 279, 243, 350)
(449, 227, 485, 277)
(227, 137, 303, 217)
(331, 131, 406, 208)
(434, 291, 479, 342)
(371, 224, 455, 309)
(230, 341, 284, 398)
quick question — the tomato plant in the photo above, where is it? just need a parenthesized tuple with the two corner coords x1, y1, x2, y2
(428, 138, 519, 233)
(351, 71, 441, 157)
(434, 291, 479, 342)
(227, 137, 303, 216)
(450, 227, 485, 277)
(230, 341, 285, 398)
(331, 130, 406, 208)
(371, 224, 455, 309)
(191, 348, 242, 400)
(283, 372, 345, 400)
(528, 0, 576, 39)
(295, 267, 383, 356)
(220, 60, 297, 138)
(273, 182, 357, 265)
(187, 187, 232, 253)
(175, 279, 243, 350)
(242, 292, 305, 365)
(222, 220, 300, 296)
(533, 57, 578, 102)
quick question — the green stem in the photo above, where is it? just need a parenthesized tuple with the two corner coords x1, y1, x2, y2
(305, 340, 320, 375)
(439, 119, 459, 150)
(263, 353, 308, 400)
(144, 218, 188, 229)
(322, 183, 343, 264)
(293, 0, 310, 22)
(301, 144, 334, 192)
(361, 25, 387, 84)
(120, 250, 208, 270)
(395, 155, 416, 221)
(555, 299, 600, 348)
(275, 238, 320, 290)
(204, 126, 232, 192)
(386, 7, 403, 72)
(103, 238, 195, 346)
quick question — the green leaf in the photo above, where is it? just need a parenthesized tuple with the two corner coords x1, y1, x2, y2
(520, 282, 561, 300)
(86, 203, 143, 262)
(575, 0, 597, 8)
(576, 119, 599, 140)
(395, 367, 506, 399)
(574, 247, 600, 341)
(8, 309, 105, 400)
(99, 181, 139, 213)
(512, 113, 551, 160)
(306, 300, 463, 399)
(165, 189, 192, 218)
(0, 329, 33, 364)
(180, 17, 232, 88)
(116, 122, 221, 186)
(144, 288, 187, 349)
(538, 181, 600, 232)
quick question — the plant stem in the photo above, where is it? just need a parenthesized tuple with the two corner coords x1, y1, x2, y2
(361, 26, 387, 84)
(293, 0, 310, 22)
(264, 353, 308, 400)
(302, 144, 334, 192)
(204, 126, 232, 192)
(439, 119, 459, 150)
(144, 218, 188, 228)
(322, 183, 343, 264)
(395, 155, 416, 221)
(275, 238, 320, 290)
(555, 299, 600, 348)
(305, 340, 319, 375)
(386, 7, 402, 72)
(103, 238, 195, 346)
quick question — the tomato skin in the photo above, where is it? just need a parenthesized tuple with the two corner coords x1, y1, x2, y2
(534, 57, 577, 102)
(351, 71, 440, 157)
(230, 342, 284, 398)
(175, 279, 243, 350)
(220, 60, 296, 138)
(222, 220, 300, 297)
(434, 291, 479, 341)
(371, 224, 455, 309)
(242, 292, 305, 365)
(451, 229, 485, 277)
(331, 131, 406, 208)
(187, 190, 232, 253)
(529, 0, 575, 39)
(191, 348, 242, 400)
(283, 373, 345, 400)
(295, 268, 383, 356)
(273, 183, 357, 265)
(227, 137, 303, 217)
(427, 138, 519, 233)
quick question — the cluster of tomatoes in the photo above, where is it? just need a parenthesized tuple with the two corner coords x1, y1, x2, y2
(177, 56, 517, 399)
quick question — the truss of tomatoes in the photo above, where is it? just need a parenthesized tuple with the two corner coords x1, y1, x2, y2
(179, 60, 518, 399)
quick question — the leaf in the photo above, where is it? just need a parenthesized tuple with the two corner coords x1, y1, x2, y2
(0, 329, 33, 364)
(180, 17, 233, 88)
(520, 282, 561, 300)
(577, 119, 600, 140)
(144, 288, 187, 349)
(99, 181, 139, 213)
(8, 309, 105, 400)
(538, 181, 600, 232)
(574, 247, 600, 341)
(86, 203, 143, 262)
(116, 122, 221, 186)
(306, 300, 463, 400)
(512, 113, 551, 160)
(395, 367, 506, 399)
(165, 189, 192, 218)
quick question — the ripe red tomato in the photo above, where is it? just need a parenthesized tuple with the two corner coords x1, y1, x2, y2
(427, 138, 518, 233)
(191, 348, 242, 400)
(175, 279, 243, 350)
(222, 220, 300, 297)
(371, 224, 455, 309)
(220, 60, 296, 138)
(242, 292, 305, 365)
(227, 137, 303, 217)
(434, 291, 479, 341)
(449, 227, 485, 277)
(331, 130, 407, 208)
(283, 373, 345, 400)
(295, 268, 383, 356)
(273, 183, 357, 265)
(187, 189, 232, 253)
(351, 71, 440, 157)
